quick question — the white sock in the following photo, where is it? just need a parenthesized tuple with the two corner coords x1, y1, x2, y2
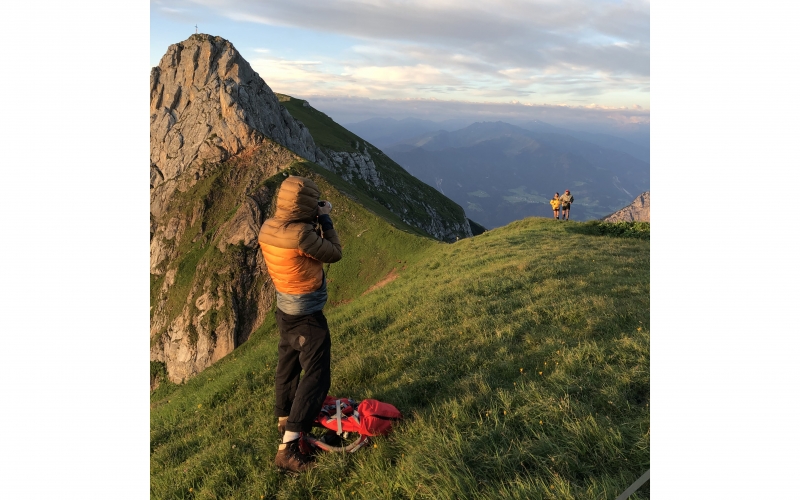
(283, 431, 301, 443)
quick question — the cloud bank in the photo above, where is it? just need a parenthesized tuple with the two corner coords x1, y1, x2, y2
(293, 94, 649, 135)
(163, 0, 650, 108)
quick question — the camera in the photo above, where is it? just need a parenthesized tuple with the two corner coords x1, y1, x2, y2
(318, 201, 327, 207)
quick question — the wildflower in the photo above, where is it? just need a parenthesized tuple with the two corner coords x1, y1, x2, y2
(637, 327, 642, 332)
(503, 411, 507, 415)
(539, 372, 543, 375)
(197, 404, 202, 408)
(520, 368, 524, 373)
(539, 421, 543, 425)
(374, 444, 378, 448)
(189, 487, 193, 492)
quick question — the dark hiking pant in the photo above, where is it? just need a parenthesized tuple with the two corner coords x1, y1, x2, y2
(274, 309, 332, 433)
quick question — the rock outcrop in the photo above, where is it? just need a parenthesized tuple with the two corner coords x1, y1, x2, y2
(323, 144, 471, 241)
(326, 147, 383, 187)
(150, 143, 299, 383)
(150, 34, 330, 218)
(603, 191, 650, 222)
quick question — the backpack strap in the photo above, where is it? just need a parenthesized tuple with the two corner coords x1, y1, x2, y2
(335, 399, 343, 436)
(306, 434, 370, 453)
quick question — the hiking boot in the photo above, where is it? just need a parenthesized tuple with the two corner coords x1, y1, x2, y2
(275, 438, 315, 472)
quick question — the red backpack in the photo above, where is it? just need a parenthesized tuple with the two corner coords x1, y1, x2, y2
(306, 396, 403, 453)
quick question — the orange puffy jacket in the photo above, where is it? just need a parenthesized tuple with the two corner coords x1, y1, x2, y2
(258, 176, 342, 294)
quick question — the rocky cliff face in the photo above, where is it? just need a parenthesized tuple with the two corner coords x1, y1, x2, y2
(326, 145, 383, 188)
(150, 34, 330, 219)
(150, 143, 299, 383)
(603, 192, 650, 222)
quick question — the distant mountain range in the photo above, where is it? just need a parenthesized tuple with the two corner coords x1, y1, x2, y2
(345, 117, 650, 163)
(517, 121, 649, 163)
(343, 117, 471, 150)
(378, 121, 650, 228)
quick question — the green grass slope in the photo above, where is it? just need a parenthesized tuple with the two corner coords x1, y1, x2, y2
(276, 94, 470, 240)
(151, 218, 649, 499)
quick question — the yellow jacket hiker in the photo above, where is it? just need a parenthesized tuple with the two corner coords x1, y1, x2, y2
(549, 197, 561, 210)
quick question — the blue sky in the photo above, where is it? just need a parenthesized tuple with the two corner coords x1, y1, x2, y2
(151, 0, 650, 130)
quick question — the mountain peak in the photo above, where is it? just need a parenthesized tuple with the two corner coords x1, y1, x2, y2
(150, 34, 326, 213)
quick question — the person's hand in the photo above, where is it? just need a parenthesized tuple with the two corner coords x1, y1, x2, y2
(317, 200, 332, 216)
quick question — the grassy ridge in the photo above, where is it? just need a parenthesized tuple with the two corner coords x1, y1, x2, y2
(276, 94, 470, 240)
(151, 218, 649, 499)
(275, 94, 364, 153)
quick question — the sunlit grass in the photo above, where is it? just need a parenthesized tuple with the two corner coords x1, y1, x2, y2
(151, 217, 649, 499)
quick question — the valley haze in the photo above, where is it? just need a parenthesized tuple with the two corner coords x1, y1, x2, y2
(352, 119, 649, 228)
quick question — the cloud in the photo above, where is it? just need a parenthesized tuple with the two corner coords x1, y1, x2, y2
(251, 55, 472, 98)
(292, 94, 650, 133)
(153, 1, 203, 23)
(350, 65, 459, 86)
(189, 0, 649, 76)
(159, 0, 649, 106)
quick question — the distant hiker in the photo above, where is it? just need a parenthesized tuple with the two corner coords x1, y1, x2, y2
(550, 193, 561, 219)
(257, 176, 343, 472)
(559, 190, 574, 220)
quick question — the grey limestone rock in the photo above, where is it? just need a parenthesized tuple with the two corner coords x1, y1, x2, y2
(150, 34, 329, 217)
(325, 147, 383, 187)
(603, 192, 650, 222)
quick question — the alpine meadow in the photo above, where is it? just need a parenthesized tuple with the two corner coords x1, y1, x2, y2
(150, 34, 650, 499)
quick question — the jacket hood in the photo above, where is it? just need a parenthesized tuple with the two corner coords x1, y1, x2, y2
(274, 175, 320, 222)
